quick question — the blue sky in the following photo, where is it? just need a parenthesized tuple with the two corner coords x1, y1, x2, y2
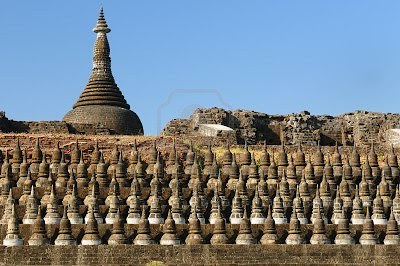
(1, 1, 400, 135)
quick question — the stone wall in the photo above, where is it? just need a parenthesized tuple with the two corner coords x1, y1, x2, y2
(0, 112, 117, 135)
(0, 245, 398, 265)
(162, 108, 400, 146)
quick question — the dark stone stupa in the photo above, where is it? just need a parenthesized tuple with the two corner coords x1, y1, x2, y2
(63, 8, 143, 135)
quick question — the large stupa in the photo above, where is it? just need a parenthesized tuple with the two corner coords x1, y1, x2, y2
(63, 8, 143, 135)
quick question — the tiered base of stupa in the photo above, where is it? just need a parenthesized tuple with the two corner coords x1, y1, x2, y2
(63, 105, 143, 135)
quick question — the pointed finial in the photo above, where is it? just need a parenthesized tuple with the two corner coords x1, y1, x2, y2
(315, 184, 320, 198)
(141, 205, 147, 219)
(295, 184, 300, 198)
(243, 205, 248, 219)
(189, 140, 193, 151)
(118, 150, 123, 163)
(8, 187, 13, 199)
(217, 203, 222, 219)
(93, 7, 111, 33)
(60, 151, 65, 163)
(94, 139, 99, 151)
(80, 150, 84, 163)
(42, 151, 47, 163)
(99, 150, 105, 163)
(15, 137, 20, 150)
(365, 206, 371, 219)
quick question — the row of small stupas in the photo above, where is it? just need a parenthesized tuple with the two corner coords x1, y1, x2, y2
(0, 138, 398, 190)
(2, 192, 400, 246)
(0, 138, 399, 245)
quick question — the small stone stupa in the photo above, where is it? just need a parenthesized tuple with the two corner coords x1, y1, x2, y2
(63, 8, 143, 135)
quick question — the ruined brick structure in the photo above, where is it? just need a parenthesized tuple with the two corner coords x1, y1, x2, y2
(162, 107, 400, 147)
(0, 113, 119, 135)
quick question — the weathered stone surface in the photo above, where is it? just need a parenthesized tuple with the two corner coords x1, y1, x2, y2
(64, 106, 143, 135)
(197, 124, 235, 142)
(162, 108, 400, 146)
(0, 245, 399, 265)
(0, 115, 117, 135)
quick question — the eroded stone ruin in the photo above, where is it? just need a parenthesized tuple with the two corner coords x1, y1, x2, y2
(162, 107, 400, 147)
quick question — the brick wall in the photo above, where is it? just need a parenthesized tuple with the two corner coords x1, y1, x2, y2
(0, 245, 397, 265)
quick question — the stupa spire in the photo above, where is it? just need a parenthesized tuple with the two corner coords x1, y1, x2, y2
(93, 7, 111, 34)
(73, 7, 128, 109)
(63, 7, 143, 135)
